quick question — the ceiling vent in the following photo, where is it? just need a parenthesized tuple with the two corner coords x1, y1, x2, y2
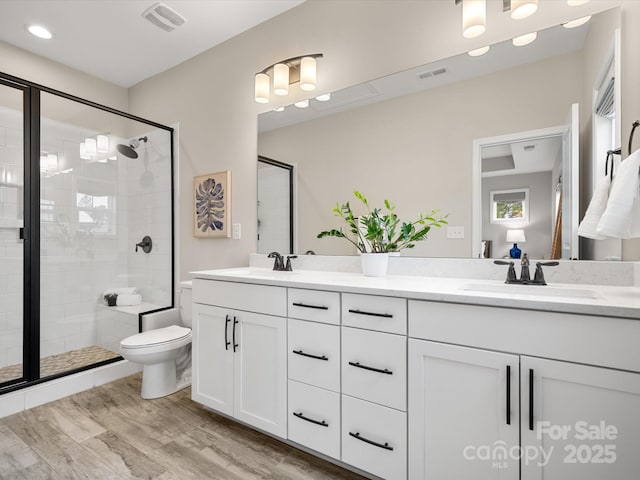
(142, 2, 187, 32)
(523, 145, 536, 151)
(417, 67, 447, 80)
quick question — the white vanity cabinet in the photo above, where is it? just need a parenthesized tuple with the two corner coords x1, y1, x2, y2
(192, 280, 288, 438)
(408, 299, 640, 480)
(286, 288, 342, 459)
(521, 356, 640, 480)
(341, 294, 408, 480)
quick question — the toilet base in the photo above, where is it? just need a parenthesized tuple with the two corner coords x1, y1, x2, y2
(140, 360, 190, 399)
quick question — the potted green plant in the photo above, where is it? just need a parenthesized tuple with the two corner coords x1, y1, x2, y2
(104, 293, 118, 307)
(317, 191, 448, 276)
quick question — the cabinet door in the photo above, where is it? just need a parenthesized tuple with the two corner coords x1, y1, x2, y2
(521, 356, 640, 480)
(234, 311, 287, 438)
(408, 339, 519, 480)
(191, 304, 234, 416)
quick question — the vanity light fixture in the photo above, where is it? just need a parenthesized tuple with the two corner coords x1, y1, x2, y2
(468, 45, 490, 57)
(79, 142, 90, 160)
(84, 137, 97, 156)
(315, 93, 331, 102)
(562, 15, 592, 28)
(96, 134, 109, 153)
(40, 152, 58, 172)
(254, 54, 323, 104)
(294, 99, 309, 109)
(27, 24, 53, 39)
(510, 0, 538, 20)
(512, 31, 537, 46)
(461, 0, 486, 38)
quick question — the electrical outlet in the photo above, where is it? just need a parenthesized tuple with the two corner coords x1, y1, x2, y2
(447, 226, 465, 239)
(232, 223, 241, 240)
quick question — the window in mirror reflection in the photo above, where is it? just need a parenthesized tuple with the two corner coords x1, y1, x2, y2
(490, 189, 529, 224)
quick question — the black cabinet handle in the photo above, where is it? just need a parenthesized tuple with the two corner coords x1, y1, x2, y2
(348, 309, 393, 318)
(224, 315, 231, 351)
(293, 412, 328, 427)
(292, 350, 328, 361)
(292, 302, 328, 311)
(506, 365, 511, 425)
(348, 361, 392, 375)
(529, 368, 534, 431)
(232, 317, 239, 352)
(349, 432, 393, 451)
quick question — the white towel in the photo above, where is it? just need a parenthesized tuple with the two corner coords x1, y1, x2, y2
(596, 149, 640, 239)
(578, 174, 611, 239)
(116, 294, 142, 306)
(104, 287, 138, 296)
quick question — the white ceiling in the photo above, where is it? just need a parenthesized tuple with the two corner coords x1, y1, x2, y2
(482, 136, 563, 178)
(0, 0, 305, 87)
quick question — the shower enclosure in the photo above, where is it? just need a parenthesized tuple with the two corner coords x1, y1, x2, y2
(0, 73, 174, 392)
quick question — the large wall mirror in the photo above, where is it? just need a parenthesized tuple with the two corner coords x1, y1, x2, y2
(258, 7, 622, 260)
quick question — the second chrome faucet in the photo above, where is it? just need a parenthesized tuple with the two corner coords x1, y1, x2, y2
(494, 254, 559, 285)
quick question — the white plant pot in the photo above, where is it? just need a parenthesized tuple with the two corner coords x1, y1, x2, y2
(360, 253, 390, 277)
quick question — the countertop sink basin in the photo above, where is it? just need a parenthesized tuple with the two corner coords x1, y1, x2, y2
(462, 283, 601, 300)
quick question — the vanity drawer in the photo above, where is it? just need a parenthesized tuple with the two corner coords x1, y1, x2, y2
(192, 279, 286, 316)
(342, 394, 407, 480)
(288, 319, 340, 392)
(342, 327, 406, 411)
(342, 293, 406, 334)
(288, 288, 340, 325)
(288, 380, 340, 460)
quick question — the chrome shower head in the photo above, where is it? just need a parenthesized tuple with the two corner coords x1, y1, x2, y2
(116, 136, 148, 159)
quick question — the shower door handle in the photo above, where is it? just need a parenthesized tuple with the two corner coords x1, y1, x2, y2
(19, 227, 27, 240)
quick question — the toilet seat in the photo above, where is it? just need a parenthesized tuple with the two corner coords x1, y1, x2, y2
(121, 325, 191, 349)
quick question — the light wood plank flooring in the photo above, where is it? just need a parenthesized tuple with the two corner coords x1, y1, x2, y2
(0, 373, 367, 479)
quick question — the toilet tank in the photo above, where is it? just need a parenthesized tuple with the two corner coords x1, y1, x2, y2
(180, 280, 193, 327)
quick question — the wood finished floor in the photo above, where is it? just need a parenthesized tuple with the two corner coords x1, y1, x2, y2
(0, 373, 367, 480)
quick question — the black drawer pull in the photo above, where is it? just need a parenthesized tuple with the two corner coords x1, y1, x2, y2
(292, 302, 328, 310)
(349, 432, 393, 451)
(348, 309, 393, 318)
(506, 365, 511, 425)
(293, 412, 328, 427)
(348, 361, 392, 375)
(529, 368, 534, 431)
(224, 315, 231, 351)
(292, 350, 328, 361)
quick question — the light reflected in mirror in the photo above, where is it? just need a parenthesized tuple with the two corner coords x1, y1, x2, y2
(258, 8, 621, 260)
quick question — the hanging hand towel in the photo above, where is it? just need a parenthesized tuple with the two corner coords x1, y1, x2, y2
(578, 174, 611, 239)
(596, 149, 640, 238)
(116, 294, 142, 306)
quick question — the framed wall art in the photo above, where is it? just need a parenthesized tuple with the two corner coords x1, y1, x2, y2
(193, 170, 231, 238)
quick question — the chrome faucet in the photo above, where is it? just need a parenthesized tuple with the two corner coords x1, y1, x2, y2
(520, 254, 531, 283)
(268, 252, 284, 271)
(268, 252, 298, 271)
(495, 254, 559, 285)
(532, 261, 560, 285)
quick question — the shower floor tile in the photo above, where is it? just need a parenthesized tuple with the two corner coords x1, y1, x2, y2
(0, 345, 119, 384)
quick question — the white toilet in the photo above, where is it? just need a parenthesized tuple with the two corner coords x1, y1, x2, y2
(120, 281, 193, 399)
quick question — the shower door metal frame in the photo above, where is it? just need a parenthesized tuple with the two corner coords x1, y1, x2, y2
(0, 71, 176, 395)
(257, 155, 294, 254)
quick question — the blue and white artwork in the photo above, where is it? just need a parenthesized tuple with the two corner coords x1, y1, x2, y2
(194, 171, 231, 238)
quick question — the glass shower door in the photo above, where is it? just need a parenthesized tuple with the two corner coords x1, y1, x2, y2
(0, 81, 25, 386)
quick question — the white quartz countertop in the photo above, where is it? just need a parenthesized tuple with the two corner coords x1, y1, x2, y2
(190, 267, 640, 320)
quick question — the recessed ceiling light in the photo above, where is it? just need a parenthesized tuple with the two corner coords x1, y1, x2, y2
(562, 15, 592, 28)
(315, 93, 331, 102)
(567, 0, 589, 6)
(294, 99, 309, 109)
(27, 25, 53, 39)
(513, 32, 537, 47)
(273, 106, 285, 112)
(468, 46, 490, 57)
